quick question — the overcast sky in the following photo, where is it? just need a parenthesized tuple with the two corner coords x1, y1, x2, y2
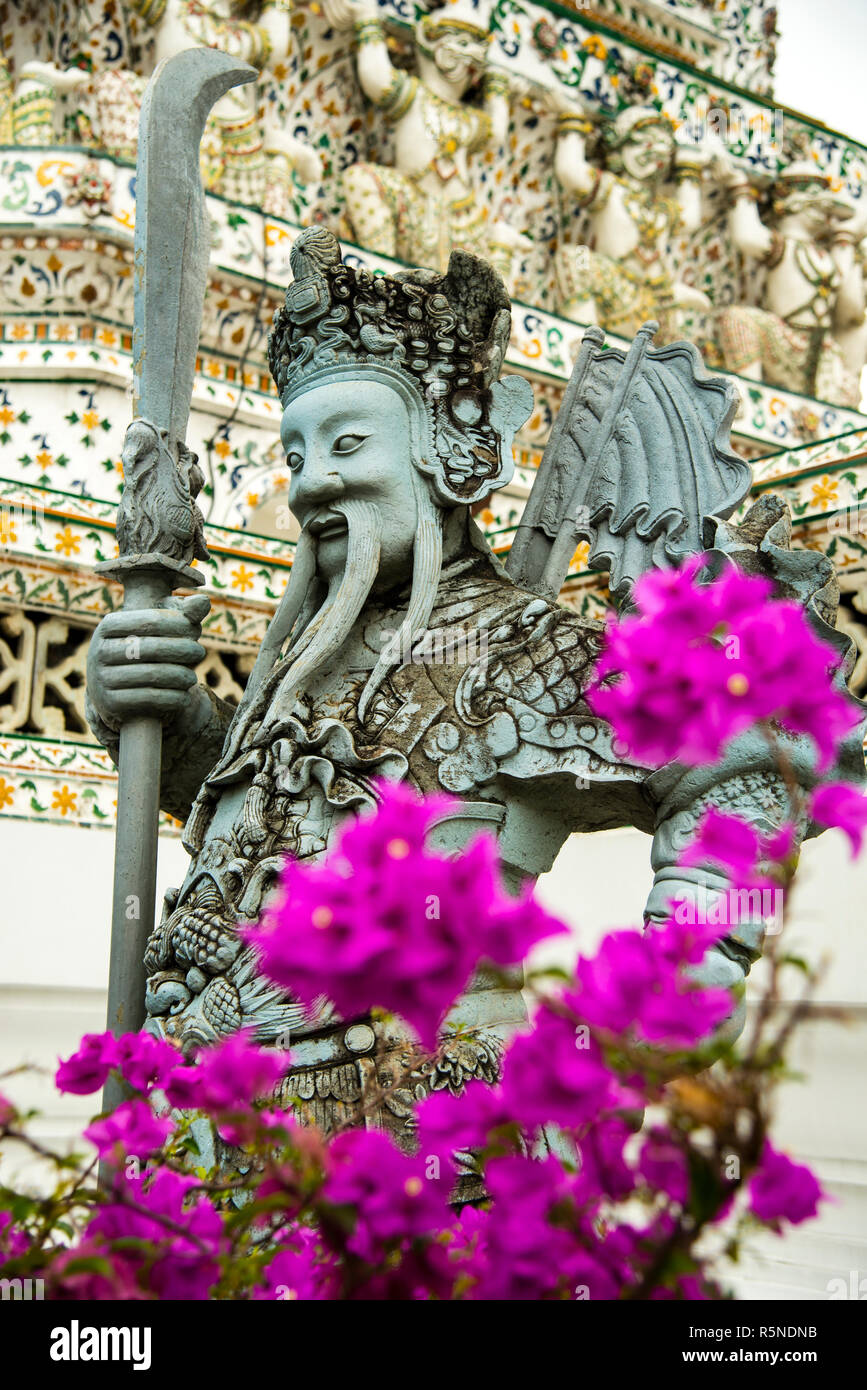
(775, 0, 867, 145)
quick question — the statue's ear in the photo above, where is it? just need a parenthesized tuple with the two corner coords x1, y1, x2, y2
(489, 375, 534, 490)
(491, 374, 535, 437)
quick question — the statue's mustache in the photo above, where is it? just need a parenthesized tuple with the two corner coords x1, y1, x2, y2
(256, 498, 383, 737)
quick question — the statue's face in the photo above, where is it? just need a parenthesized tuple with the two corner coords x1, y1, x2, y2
(281, 379, 420, 588)
(781, 186, 850, 236)
(621, 126, 674, 181)
(433, 31, 488, 91)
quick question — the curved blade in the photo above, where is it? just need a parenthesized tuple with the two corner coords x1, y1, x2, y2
(132, 47, 256, 448)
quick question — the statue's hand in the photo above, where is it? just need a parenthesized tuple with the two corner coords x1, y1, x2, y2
(320, 0, 378, 30)
(264, 127, 323, 184)
(86, 593, 210, 730)
(671, 280, 712, 311)
(673, 140, 711, 170)
(544, 83, 589, 119)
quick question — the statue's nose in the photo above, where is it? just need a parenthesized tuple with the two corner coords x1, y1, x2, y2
(293, 454, 345, 510)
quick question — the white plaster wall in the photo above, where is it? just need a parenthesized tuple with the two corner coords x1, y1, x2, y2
(1, 816, 865, 1299)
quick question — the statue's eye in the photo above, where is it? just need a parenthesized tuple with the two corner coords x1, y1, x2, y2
(287, 451, 304, 472)
(333, 433, 368, 455)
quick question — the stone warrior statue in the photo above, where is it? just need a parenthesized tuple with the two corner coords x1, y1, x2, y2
(550, 92, 713, 339)
(323, 0, 525, 280)
(86, 226, 863, 1147)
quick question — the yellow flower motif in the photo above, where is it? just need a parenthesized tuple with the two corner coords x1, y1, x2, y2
(231, 564, 255, 593)
(54, 525, 81, 557)
(583, 35, 607, 59)
(54, 323, 73, 341)
(51, 785, 77, 816)
(0, 776, 13, 809)
(214, 439, 231, 459)
(35, 450, 53, 469)
(810, 475, 840, 508)
(98, 329, 117, 346)
(11, 324, 29, 340)
(82, 409, 100, 429)
(0, 406, 15, 425)
(479, 508, 496, 525)
(0, 511, 17, 545)
(246, 492, 260, 508)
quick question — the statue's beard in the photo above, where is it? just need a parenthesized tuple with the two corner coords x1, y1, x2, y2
(250, 483, 444, 737)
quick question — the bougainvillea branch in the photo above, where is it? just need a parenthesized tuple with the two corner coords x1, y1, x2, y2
(1, 561, 863, 1300)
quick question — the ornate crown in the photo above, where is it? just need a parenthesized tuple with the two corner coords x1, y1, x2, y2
(419, 0, 492, 44)
(602, 105, 676, 151)
(267, 227, 533, 506)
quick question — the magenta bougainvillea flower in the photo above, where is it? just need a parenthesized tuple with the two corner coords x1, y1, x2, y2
(320, 1129, 450, 1265)
(500, 1003, 623, 1131)
(55, 1031, 183, 1099)
(468, 1155, 626, 1300)
(678, 806, 797, 888)
(570, 917, 731, 1048)
(573, 1115, 636, 1204)
(636, 1128, 690, 1206)
(0, 1211, 30, 1258)
(55, 1031, 120, 1095)
(244, 781, 565, 1048)
(747, 1140, 825, 1226)
(86, 1168, 226, 1300)
(48, 1239, 147, 1301)
(115, 1033, 183, 1094)
(588, 557, 859, 769)
(416, 1081, 514, 1165)
(163, 1031, 289, 1113)
(23, 766, 843, 1302)
(810, 781, 867, 856)
(255, 1239, 334, 1302)
(678, 806, 764, 884)
(84, 1098, 173, 1161)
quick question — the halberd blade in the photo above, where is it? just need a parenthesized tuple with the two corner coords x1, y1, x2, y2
(131, 47, 256, 449)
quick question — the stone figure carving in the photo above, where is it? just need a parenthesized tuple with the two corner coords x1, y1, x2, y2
(322, 0, 524, 279)
(115, 420, 209, 566)
(86, 223, 865, 1148)
(5, 60, 88, 147)
(835, 227, 867, 399)
(716, 159, 867, 407)
(27, 1, 321, 201)
(550, 93, 712, 339)
(150, 0, 322, 208)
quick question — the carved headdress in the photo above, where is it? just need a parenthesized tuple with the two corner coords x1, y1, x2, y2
(268, 227, 532, 506)
(602, 105, 676, 153)
(417, 0, 492, 52)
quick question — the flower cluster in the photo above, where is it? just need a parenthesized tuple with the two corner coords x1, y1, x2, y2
(244, 781, 565, 1048)
(2, 548, 862, 1303)
(588, 558, 860, 769)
